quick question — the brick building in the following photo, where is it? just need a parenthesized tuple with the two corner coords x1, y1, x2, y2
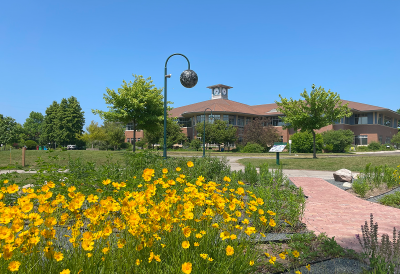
(125, 84, 399, 146)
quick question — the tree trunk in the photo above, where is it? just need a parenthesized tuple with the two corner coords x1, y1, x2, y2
(133, 118, 136, 153)
(312, 130, 317, 159)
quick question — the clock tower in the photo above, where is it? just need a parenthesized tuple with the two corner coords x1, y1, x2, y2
(207, 84, 233, 100)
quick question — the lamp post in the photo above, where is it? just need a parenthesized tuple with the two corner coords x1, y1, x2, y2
(202, 108, 213, 157)
(164, 53, 198, 159)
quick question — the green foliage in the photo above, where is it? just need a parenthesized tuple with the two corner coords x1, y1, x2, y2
(290, 131, 323, 153)
(144, 117, 187, 149)
(92, 75, 164, 152)
(352, 178, 370, 198)
(242, 117, 279, 148)
(242, 142, 265, 153)
(23, 111, 44, 143)
(25, 140, 38, 150)
(135, 140, 146, 149)
(79, 120, 107, 149)
(195, 120, 237, 151)
(103, 121, 126, 150)
(379, 192, 400, 208)
(368, 141, 381, 151)
(189, 138, 202, 151)
(0, 114, 21, 147)
(276, 84, 352, 158)
(322, 129, 354, 153)
(391, 132, 400, 148)
(323, 144, 334, 153)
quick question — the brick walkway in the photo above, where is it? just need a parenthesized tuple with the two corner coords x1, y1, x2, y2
(290, 177, 400, 253)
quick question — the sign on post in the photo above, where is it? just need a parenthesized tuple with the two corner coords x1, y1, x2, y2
(269, 142, 287, 165)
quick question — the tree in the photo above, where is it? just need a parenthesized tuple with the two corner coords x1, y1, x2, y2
(0, 114, 21, 148)
(391, 132, 400, 149)
(103, 121, 125, 150)
(79, 121, 107, 148)
(242, 117, 279, 149)
(92, 75, 164, 152)
(322, 129, 354, 153)
(41, 101, 59, 146)
(196, 120, 237, 151)
(189, 138, 202, 151)
(23, 111, 44, 142)
(144, 117, 187, 149)
(276, 84, 352, 158)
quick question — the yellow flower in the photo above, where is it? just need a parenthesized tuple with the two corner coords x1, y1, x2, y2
(208, 257, 214, 261)
(238, 180, 245, 185)
(293, 250, 300, 258)
(60, 270, 70, 274)
(136, 259, 141, 265)
(182, 262, 192, 274)
(182, 226, 192, 237)
(162, 168, 168, 174)
(226, 245, 234, 256)
(54, 252, 64, 261)
(182, 241, 190, 249)
(67, 186, 76, 192)
(187, 161, 194, 167)
(223, 176, 231, 182)
(102, 247, 109, 254)
(8, 261, 21, 272)
(194, 242, 199, 246)
(200, 253, 208, 259)
(87, 253, 93, 258)
(102, 179, 111, 185)
(3, 179, 9, 184)
(279, 252, 286, 260)
(249, 260, 254, 266)
(7, 184, 19, 194)
(295, 271, 302, 274)
(264, 252, 270, 257)
(269, 219, 276, 227)
(306, 264, 311, 271)
(176, 167, 181, 171)
(267, 210, 276, 216)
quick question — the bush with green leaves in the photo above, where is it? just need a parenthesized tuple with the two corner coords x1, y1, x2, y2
(290, 131, 323, 153)
(352, 178, 370, 198)
(322, 129, 354, 153)
(25, 140, 38, 150)
(368, 141, 381, 151)
(189, 138, 202, 151)
(241, 142, 265, 153)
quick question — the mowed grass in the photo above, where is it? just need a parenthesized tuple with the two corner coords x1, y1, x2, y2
(238, 155, 400, 172)
(0, 149, 127, 169)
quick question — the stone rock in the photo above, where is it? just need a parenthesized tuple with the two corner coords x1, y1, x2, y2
(333, 169, 353, 182)
(343, 182, 352, 188)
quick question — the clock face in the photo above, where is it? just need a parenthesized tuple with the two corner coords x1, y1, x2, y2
(213, 88, 220, 95)
(222, 88, 227, 95)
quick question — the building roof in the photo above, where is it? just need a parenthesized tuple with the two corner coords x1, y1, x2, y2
(169, 98, 400, 119)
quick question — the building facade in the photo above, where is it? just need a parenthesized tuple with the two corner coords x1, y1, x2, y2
(125, 84, 399, 146)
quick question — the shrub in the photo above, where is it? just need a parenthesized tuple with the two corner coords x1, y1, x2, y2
(242, 142, 265, 153)
(368, 141, 381, 151)
(189, 139, 202, 151)
(352, 178, 369, 198)
(25, 140, 38, 150)
(119, 142, 131, 149)
(135, 140, 146, 149)
(290, 131, 323, 153)
(322, 129, 354, 153)
(323, 144, 334, 153)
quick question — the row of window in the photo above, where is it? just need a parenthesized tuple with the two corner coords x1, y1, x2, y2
(354, 135, 392, 145)
(343, 113, 394, 127)
(178, 116, 283, 127)
(126, 138, 141, 143)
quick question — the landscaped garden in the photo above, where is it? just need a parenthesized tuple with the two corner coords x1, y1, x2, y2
(0, 151, 399, 273)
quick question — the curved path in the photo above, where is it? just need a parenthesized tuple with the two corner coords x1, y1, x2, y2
(227, 156, 400, 253)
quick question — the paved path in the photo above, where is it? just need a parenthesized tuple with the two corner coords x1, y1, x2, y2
(291, 177, 400, 253)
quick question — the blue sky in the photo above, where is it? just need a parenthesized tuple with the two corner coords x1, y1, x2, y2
(1, 0, 399, 129)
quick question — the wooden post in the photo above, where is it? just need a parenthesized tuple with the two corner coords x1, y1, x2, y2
(22, 147, 26, 167)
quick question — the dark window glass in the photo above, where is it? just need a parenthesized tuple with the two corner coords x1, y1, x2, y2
(355, 114, 368, 124)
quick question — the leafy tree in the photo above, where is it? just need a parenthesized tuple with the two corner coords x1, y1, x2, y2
(194, 121, 213, 147)
(135, 140, 146, 149)
(242, 142, 265, 153)
(23, 111, 44, 142)
(79, 121, 107, 149)
(25, 140, 38, 150)
(195, 120, 237, 151)
(321, 129, 354, 153)
(41, 101, 59, 146)
(92, 75, 164, 152)
(391, 132, 400, 148)
(189, 138, 202, 151)
(242, 117, 279, 149)
(103, 121, 125, 150)
(144, 117, 187, 149)
(291, 131, 323, 153)
(0, 114, 21, 148)
(276, 84, 352, 158)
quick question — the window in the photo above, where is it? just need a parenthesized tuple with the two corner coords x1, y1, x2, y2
(354, 135, 368, 145)
(223, 115, 229, 122)
(245, 117, 252, 125)
(272, 117, 283, 126)
(384, 116, 392, 127)
(178, 117, 192, 127)
(355, 114, 368, 124)
(279, 136, 283, 142)
(228, 115, 236, 125)
(213, 114, 220, 121)
(137, 138, 141, 141)
(127, 138, 130, 143)
(386, 137, 391, 144)
(379, 135, 382, 144)
(126, 123, 134, 130)
(208, 115, 214, 123)
(237, 116, 244, 127)
(378, 114, 383, 125)
(196, 115, 205, 124)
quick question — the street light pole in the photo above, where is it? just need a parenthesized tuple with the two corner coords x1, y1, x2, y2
(202, 108, 213, 158)
(163, 53, 198, 159)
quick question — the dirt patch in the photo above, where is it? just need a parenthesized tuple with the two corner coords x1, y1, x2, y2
(345, 185, 399, 199)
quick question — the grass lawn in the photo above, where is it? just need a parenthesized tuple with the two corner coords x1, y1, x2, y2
(0, 149, 127, 170)
(238, 155, 400, 172)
